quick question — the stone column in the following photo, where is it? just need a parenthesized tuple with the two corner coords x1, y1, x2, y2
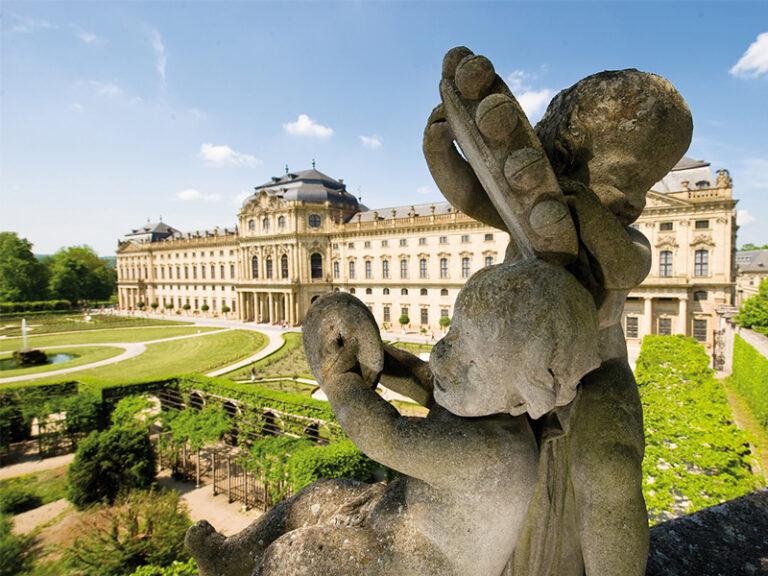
(268, 293, 273, 324)
(643, 297, 654, 337)
(679, 297, 688, 336)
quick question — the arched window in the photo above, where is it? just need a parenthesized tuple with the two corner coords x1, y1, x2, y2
(401, 288, 409, 296)
(383, 288, 390, 295)
(366, 288, 372, 295)
(440, 258, 448, 278)
(419, 258, 427, 278)
(262, 217, 270, 231)
(440, 288, 448, 296)
(349, 288, 356, 294)
(382, 260, 390, 279)
(461, 257, 470, 278)
(311, 253, 323, 279)
(248, 219, 255, 231)
(251, 256, 258, 279)
(349, 260, 356, 279)
(400, 259, 408, 279)
(485, 256, 494, 267)
(420, 288, 428, 296)
(694, 290, 708, 301)
(694, 250, 709, 276)
(281, 254, 289, 279)
(278, 215, 286, 229)
(333, 260, 339, 279)
(266, 258, 273, 279)
(659, 250, 673, 277)
(308, 214, 321, 228)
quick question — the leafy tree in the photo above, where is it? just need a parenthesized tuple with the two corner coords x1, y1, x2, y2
(65, 489, 191, 576)
(150, 302, 159, 310)
(398, 314, 409, 326)
(111, 395, 156, 429)
(162, 406, 230, 452)
(0, 514, 32, 576)
(221, 305, 230, 313)
(740, 243, 768, 251)
(63, 391, 102, 448)
(67, 426, 156, 509)
(47, 245, 116, 304)
(735, 277, 768, 333)
(0, 232, 49, 302)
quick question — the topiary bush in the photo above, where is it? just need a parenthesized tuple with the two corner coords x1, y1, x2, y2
(398, 314, 409, 326)
(221, 305, 230, 314)
(67, 426, 156, 509)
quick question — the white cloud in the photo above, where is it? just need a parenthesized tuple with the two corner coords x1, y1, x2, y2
(737, 209, 756, 226)
(360, 135, 382, 150)
(177, 188, 221, 202)
(730, 32, 768, 78)
(517, 89, 555, 121)
(416, 186, 436, 196)
(506, 70, 529, 92)
(198, 143, 261, 167)
(148, 28, 167, 85)
(283, 114, 333, 138)
(11, 16, 58, 33)
(73, 26, 98, 44)
(88, 81, 122, 96)
(71, 102, 84, 112)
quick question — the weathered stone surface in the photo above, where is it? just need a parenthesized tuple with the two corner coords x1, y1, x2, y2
(647, 490, 768, 576)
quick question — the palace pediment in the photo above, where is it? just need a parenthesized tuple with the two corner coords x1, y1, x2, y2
(644, 190, 691, 209)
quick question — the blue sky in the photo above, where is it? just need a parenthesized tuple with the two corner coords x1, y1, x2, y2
(1, 1, 767, 256)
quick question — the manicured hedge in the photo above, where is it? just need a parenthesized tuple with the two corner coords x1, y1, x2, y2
(729, 335, 768, 429)
(0, 300, 71, 313)
(636, 335, 760, 522)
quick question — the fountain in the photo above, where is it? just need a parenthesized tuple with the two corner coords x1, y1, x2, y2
(12, 318, 48, 366)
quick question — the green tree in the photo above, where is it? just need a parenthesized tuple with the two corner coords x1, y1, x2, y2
(67, 426, 156, 509)
(398, 314, 410, 326)
(438, 315, 451, 328)
(0, 514, 32, 576)
(111, 395, 156, 429)
(65, 489, 191, 576)
(735, 277, 768, 332)
(63, 391, 102, 448)
(0, 232, 49, 302)
(740, 243, 768, 251)
(48, 245, 116, 304)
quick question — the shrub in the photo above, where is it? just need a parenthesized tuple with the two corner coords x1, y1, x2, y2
(130, 559, 198, 576)
(164, 303, 174, 309)
(288, 439, 389, 492)
(137, 301, 146, 309)
(0, 484, 42, 515)
(0, 300, 71, 314)
(439, 316, 451, 328)
(111, 395, 156, 429)
(729, 335, 768, 430)
(0, 514, 32, 576)
(398, 314, 409, 326)
(62, 390, 102, 447)
(67, 426, 156, 509)
(162, 406, 230, 452)
(65, 489, 191, 576)
(181, 304, 191, 311)
(221, 305, 230, 314)
(200, 304, 209, 312)
(636, 335, 759, 522)
(150, 302, 159, 310)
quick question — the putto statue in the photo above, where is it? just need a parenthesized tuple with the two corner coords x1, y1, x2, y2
(185, 47, 692, 576)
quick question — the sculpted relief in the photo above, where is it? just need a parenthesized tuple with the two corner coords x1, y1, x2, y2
(185, 47, 693, 576)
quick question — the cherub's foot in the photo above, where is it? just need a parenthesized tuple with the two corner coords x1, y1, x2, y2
(439, 46, 577, 264)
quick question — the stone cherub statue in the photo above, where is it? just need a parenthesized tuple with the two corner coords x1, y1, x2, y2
(185, 47, 692, 576)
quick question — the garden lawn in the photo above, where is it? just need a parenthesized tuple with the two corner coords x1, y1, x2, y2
(390, 341, 434, 356)
(26, 329, 267, 385)
(224, 333, 312, 380)
(0, 346, 124, 379)
(0, 326, 220, 352)
(0, 314, 190, 337)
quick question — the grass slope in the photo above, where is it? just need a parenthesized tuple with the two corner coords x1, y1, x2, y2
(0, 346, 124, 379)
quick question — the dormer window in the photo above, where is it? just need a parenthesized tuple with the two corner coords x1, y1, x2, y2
(308, 214, 321, 228)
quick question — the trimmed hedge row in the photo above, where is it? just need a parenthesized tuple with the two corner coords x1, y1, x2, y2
(636, 335, 760, 522)
(0, 300, 71, 313)
(729, 335, 768, 429)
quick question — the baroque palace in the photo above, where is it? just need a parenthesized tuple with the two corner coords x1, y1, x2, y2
(117, 158, 737, 348)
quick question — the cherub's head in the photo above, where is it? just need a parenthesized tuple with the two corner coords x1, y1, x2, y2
(535, 69, 693, 225)
(429, 259, 600, 419)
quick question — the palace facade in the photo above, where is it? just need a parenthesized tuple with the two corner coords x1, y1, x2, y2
(117, 158, 737, 347)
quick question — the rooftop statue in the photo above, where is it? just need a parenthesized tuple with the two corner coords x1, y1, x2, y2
(185, 47, 692, 576)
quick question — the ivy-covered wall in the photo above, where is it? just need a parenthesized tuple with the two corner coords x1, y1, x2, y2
(729, 335, 768, 430)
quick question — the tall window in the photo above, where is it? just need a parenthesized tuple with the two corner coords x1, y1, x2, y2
(382, 260, 390, 279)
(311, 254, 323, 279)
(211, 265, 216, 279)
(192, 266, 197, 280)
(383, 306, 391, 323)
(220, 265, 225, 279)
(230, 264, 235, 279)
(658, 317, 672, 336)
(349, 260, 356, 279)
(659, 250, 673, 277)
(365, 260, 372, 279)
(383, 288, 390, 295)
(262, 217, 270, 231)
(440, 258, 448, 279)
(401, 288, 408, 296)
(333, 261, 339, 279)
(440, 288, 448, 296)
(461, 257, 470, 278)
(278, 215, 286, 229)
(399, 239, 407, 247)
(266, 258, 273, 279)
(419, 258, 428, 278)
(251, 257, 258, 279)
(625, 316, 639, 338)
(400, 259, 408, 279)
(485, 256, 494, 267)
(693, 319, 707, 342)
(281, 254, 289, 279)
(421, 308, 429, 325)
(694, 250, 709, 276)
(659, 222, 673, 231)
(248, 219, 255, 231)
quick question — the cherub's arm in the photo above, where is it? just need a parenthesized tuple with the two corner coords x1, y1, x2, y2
(423, 104, 507, 231)
(564, 181, 651, 289)
(380, 343, 435, 409)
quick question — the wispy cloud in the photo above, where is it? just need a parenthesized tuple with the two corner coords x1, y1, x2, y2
(88, 81, 122, 96)
(505, 69, 554, 122)
(71, 102, 84, 112)
(11, 15, 58, 33)
(198, 143, 261, 167)
(283, 114, 333, 138)
(737, 209, 756, 226)
(730, 32, 768, 78)
(416, 185, 437, 196)
(177, 188, 221, 201)
(360, 135, 382, 150)
(234, 190, 252, 205)
(147, 27, 167, 85)
(72, 26, 98, 44)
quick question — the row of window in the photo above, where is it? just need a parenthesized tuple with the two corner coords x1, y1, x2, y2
(247, 214, 322, 232)
(347, 287, 450, 297)
(335, 256, 493, 280)
(337, 233, 494, 250)
(156, 296, 236, 312)
(657, 219, 710, 231)
(625, 316, 707, 342)
(119, 263, 237, 281)
(380, 306, 451, 325)
(657, 249, 710, 277)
